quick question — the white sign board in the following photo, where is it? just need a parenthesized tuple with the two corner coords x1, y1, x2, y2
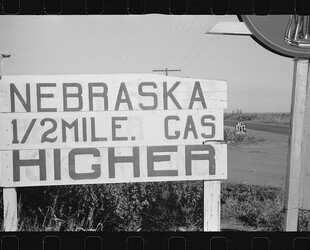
(0, 74, 227, 187)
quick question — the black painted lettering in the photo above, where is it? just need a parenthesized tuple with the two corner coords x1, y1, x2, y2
(147, 146, 178, 177)
(108, 147, 140, 178)
(185, 145, 215, 175)
(112, 117, 128, 141)
(164, 116, 180, 139)
(37, 83, 57, 112)
(21, 119, 36, 144)
(138, 82, 158, 110)
(13, 150, 46, 182)
(183, 115, 198, 139)
(89, 82, 108, 111)
(63, 83, 83, 111)
(82, 117, 87, 142)
(91, 117, 107, 141)
(115, 82, 133, 111)
(54, 149, 61, 180)
(188, 81, 207, 109)
(201, 115, 215, 139)
(11, 119, 19, 144)
(163, 81, 182, 110)
(10, 83, 31, 112)
(68, 148, 101, 180)
(62, 119, 79, 142)
(40, 118, 57, 143)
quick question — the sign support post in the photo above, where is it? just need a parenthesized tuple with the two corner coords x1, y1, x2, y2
(0, 54, 17, 231)
(300, 61, 310, 210)
(3, 187, 18, 231)
(203, 180, 221, 231)
(284, 59, 310, 231)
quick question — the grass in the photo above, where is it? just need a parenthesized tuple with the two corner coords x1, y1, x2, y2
(224, 127, 265, 145)
(225, 112, 290, 126)
(0, 181, 309, 231)
(221, 183, 285, 231)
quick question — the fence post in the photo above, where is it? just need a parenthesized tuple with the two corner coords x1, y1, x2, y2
(203, 180, 220, 231)
(3, 187, 18, 231)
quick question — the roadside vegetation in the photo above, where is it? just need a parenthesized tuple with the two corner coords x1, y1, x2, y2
(0, 181, 309, 231)
(224, 127, 264, 145)
(225, 112, 290, 126)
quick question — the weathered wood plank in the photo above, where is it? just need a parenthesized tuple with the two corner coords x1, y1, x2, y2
(0, 109, 223, 150)
(0, 143, 227, 187)
(3, 188, 18, 231)
(0, 74, 227, 112)
(203, 180, 220, 231)
(284, 59, 310, 231)
(300, 60, 310, 210)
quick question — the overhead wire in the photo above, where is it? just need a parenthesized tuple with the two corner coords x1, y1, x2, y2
(168, 16, 197, 68)
(162, 16, 184, 64)
(156, 15, 224, 76)
(176, 16, 214, 69)
(166, 16, 190, 67)
(182, 36, 217, 72)
(181, 16, 224, 73)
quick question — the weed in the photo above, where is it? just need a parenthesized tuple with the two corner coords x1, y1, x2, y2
(224, 128, 264, 145)
(225, 112, 290, 126)
(221, 183, 285, 231)
(0, 181, 308, 231)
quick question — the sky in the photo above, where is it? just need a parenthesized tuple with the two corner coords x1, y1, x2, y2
(0, 15, 294, 112)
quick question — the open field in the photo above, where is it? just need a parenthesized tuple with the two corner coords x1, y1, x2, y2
(224, 125, 288, 187)
(223, 112, 292, 187)
(224, 120, 289, 135)
(225, 112, 290, 126)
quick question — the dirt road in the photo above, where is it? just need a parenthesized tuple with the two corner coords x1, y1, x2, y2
(224, 126, 288, 188)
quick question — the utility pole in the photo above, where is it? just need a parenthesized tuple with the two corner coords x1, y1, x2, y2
(152, 68, 181, 76)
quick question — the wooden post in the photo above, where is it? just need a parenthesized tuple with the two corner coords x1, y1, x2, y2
(3, 187, 18, 231)
(203, 180, 220, 231)
(300, 79, 310, 209)
(299, 61, 310, 210)
(284, 59, 310, 231)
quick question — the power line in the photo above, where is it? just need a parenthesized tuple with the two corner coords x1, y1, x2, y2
(152, 68, 181, 76)
(163, 17, 184, 61)
(183, 36, 217, 72)
(176, 16, 214, 68)
(181, 17, 223, 71)
(166, 16, 190, 66)
(177, 33, 205, 69)
(167, 16, 197, 67)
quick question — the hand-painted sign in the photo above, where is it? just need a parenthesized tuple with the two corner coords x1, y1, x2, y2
(0, 74, 227, 187)
(1, 144, 227, 187)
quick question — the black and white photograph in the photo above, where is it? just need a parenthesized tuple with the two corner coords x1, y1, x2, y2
(0, 13, 309, 234)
